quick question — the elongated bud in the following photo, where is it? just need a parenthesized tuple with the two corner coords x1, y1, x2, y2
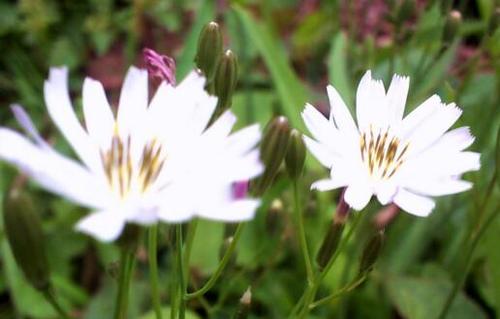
(285, 129, 306, 180)
(214, 50, 238, 114)
(316, 190, 349, 270)
(443, 10, 462, 45)
(233, 287, 252, 319)
(195, 21, 223, 81)
(3, 188, 50, 291)
(359, 231, 385, 274)
(266, 199, 284, 235)
(253, 116, 291, 195)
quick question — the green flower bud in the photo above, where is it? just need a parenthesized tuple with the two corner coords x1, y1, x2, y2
(233, 287, 252, 319)
(3, 188, 50, 291)
(443, 10, 462, 44)
(253, 116, 291, 195)
(316, 220, 345, 271)
(285, 129, 306, 180)
(359, 230, 385, 274)
(213, 50, 238, 115)
(195, 21, 223, 81)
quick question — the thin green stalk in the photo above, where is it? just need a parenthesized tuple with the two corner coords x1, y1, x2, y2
(43, 289, 70, 319)
(176, 225, 186, 319)
(148, 226, 162, 319)
(114, 249, 136, 319)
(183, 219, 199, 274)
(293, 181, 313, 282)
(186, 223, 245, 299)
(295, 213, 363, 319)
(310, 274, 367, 309)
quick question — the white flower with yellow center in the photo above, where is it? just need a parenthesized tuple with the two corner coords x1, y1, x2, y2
(0, 67, 263, 241)
(303, 71, 480, 216)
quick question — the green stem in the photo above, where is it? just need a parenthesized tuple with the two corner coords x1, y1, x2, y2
(183, 219, 199, 275)
(148, 226, 162, 319)
(295, 213, 363, 319)
(114, 248, 136, 319)
(293, 181, 314, 283)
(43, 289, 70, 319)
(438, 190, 499, 318)
(176, 225, 186, 319)
(310, 274, 367, 309)
(186, 223, 245, 299)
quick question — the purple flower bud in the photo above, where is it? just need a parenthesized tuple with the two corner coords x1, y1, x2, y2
(143, 48, 176, 85)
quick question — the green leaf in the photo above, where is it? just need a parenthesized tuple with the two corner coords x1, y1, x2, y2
(175, 1, 216, 80)
(386, 273, 486, 319)
(328, 32, 354, 109)
(233, 5, 309, 131)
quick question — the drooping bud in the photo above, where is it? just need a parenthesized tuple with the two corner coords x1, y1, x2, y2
(195, 21, 223, 81)
(213, 50, 238, 115)
(359, 230, 385, 275)
(316, 190, 349, 270)
(252, 116, 291, 195)
(285, 129, 306, 180)
(143, 48, 176, 85)
(233, 287, 252, 319)
(3, 187, 50, 291)
(442, 10, 462, 45)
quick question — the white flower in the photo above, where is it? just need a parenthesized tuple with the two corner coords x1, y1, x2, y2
(303, 70, 480, 217)
(0, 66, 263, 241)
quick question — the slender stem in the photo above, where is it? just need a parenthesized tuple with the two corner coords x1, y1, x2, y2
(293, 181, 314, 282)
(310, 274, 367, 309)
(148, 226, 163, 319)
(183, 219, 199, 275)
(176, 225, 186, 319)
(186, 223, 245, 299)
(295, 213, 363, 319)
(43, 289, 70, 319)
(114, 249, 136, 319)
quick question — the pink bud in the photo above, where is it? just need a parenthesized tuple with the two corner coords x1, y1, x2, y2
(143, 48, 176, 85)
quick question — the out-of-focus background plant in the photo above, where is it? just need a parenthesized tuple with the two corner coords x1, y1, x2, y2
(0, 0, 499, 318)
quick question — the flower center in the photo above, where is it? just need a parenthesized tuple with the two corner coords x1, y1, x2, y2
(359, 126, 409, 180)
(100, 132, 165, 198)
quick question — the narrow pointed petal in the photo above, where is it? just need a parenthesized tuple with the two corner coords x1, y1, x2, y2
(0, 128, 108, 209)
(82, 78, 115, 149)
(226, 124, 261, 156)
(303, 135, 337, 168)
(117, 67, 148, 135)
(311, 178, 347, 191)
(386, 74, 409, 126)
(44, 67, 101, 171)
(344, 183, 373, 211)
(393, 189, 435, 217)
(326, 85, 358, 134)
(76, 211, 126, 242)
(403, 178, 473, 196)
(356, 70, 387, 130)
(197, 199, 260, 221)
(10, 104, 50, 149)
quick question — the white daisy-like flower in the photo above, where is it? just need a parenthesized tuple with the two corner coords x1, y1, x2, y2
(303, 70, 480, 217)
(0, 66, 263, 241)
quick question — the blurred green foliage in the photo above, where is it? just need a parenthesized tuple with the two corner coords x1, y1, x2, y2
(0, 0, 499, 318)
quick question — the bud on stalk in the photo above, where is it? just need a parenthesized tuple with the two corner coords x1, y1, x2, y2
(359, 230, 385, 275)
(195, 21, 223, 82)
(213, 50, 238, 117)
(3, 188, 50, 291)
(285, 129, 306, 180)
(252, 116, 291, 195)
(232, 287, 252, 319)
(442, 10, 462, 46)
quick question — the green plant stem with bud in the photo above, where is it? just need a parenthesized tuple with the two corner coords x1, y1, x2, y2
(147, 225, 162, 319)
(186, 223, 246, 300)
(292, 180, 313, 283)
(43, 289, 70, 319)
(292, 213, 363, 319)
(114, 248, 136, 319)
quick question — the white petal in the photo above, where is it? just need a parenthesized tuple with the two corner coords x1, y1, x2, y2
(303, 135, 337, 168)
(10, 104, 50, 149)
(82, 77, 115, 149)
(76, 211, 126, 242)
(117, 67, 148, 136)
(356, 70, 387, 130)
(393, 188, 435, 217)
(327, 85, 358, 135)
(44, 67, 101, 171)
(344, 182, 373, 211)
(399, 95, 442, 137)
(311, 178, 347, 191)
(405, 102, 462, 155)
(386, 74, 409, 126)
(225, 124, 261, 156)
(204, 111, 237, 140)
(402, 177, 473, 196)
(431, 126, 475, 152)
(0, 128, 109, 209)
(375, 182, 397, 205)
(197, 199, 260, 222)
